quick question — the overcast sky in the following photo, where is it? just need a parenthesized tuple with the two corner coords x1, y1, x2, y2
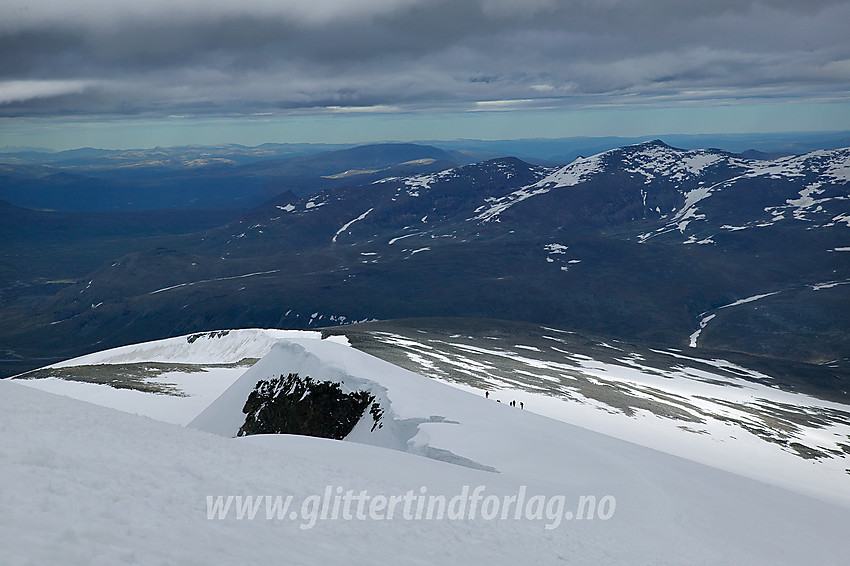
(2, 0, 850, 149)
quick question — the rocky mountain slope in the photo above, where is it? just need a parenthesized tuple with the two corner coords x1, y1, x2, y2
(2, 141, 848, 382)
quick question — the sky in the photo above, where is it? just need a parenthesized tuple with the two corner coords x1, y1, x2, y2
(2, 0, 850, 150)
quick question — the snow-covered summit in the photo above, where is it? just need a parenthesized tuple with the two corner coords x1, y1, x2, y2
(5, 328, 850, 565)
(14, 327, 850, 503)
(15, 329, 350, 426)
(48, 328, 317, 367)
(473, 141, 850, 226)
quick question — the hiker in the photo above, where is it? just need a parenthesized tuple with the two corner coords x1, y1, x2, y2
(485, 391, 489, 399)
(520, 402, 524, 410)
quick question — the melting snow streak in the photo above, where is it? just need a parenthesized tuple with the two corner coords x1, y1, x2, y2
(333, 208, 374, 243)
(149, 270, 281, 295)
(689, 292, 780, 347)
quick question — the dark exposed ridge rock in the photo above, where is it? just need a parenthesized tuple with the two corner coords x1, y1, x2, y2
(237, 373, 381, 439)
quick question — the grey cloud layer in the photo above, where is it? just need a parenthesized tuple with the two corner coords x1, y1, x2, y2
(2, 0, 849, 117)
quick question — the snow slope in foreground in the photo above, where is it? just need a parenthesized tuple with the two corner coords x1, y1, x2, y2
(15, 328, 850, 503)
(5, 335, 850, 565)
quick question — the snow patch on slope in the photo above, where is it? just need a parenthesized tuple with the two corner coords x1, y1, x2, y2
(638, 146, 850, 241)
(473, 154, 604, 222)
(690, 293, 780, 348)
(622, 143, 724, 184)
(333, 207, 373, 243)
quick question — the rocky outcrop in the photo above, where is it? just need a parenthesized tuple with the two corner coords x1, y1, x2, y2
(237, 372, 382, 439)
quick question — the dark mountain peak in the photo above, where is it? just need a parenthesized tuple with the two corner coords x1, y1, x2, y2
(637, 139, 671, 148)
(593, 139, 681, 165)
(603, 139, 676, 156)
(273, 190, 298, 204)
(591, 139, 736, 180)
(480, 155, 535, 168)
(448, 156, 526, 175)
(617, 139, 729, 159)
(418, 155, 543, 188)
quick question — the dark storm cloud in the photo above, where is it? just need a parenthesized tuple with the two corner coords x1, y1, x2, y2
(1, 0, 849, 117)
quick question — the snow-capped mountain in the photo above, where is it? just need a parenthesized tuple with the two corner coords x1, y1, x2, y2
(4, 141, 849, 379)
(468, 140, 850, 239)
(7, 328, 850, 564)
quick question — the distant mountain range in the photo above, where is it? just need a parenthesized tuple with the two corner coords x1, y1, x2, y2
(0, 143, 465, 211)
(5, 131, 850, 210)
(1, 140, 848, 387)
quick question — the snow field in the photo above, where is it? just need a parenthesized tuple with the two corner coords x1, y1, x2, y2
(6, 330, 850, 565)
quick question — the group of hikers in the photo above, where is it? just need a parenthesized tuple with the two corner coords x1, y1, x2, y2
(484, 390, 523, 409)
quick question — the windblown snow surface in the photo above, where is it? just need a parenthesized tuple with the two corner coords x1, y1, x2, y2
(5, 329, 850, 565)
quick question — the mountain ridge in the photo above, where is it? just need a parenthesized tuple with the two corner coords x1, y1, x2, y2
(6, 333, 849, 564)
(1, 140, 848, 381)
